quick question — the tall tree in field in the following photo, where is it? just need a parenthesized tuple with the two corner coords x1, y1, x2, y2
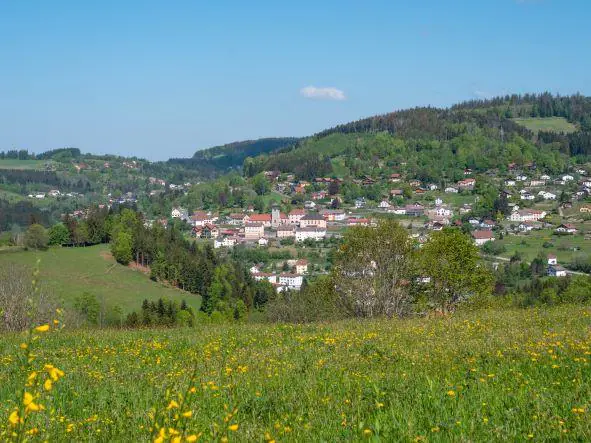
(420, 228, 493, 313)
(111, 231, 133, 265)
(332, 218, 415, 318)
(24, 224, 48, 250)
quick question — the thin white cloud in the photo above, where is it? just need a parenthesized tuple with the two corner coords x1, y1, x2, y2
(300, 86, 346, 101)
(473, 89, 493, 100)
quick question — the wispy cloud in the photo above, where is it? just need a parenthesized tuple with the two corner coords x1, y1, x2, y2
(473, 89, 493, 100)
(300, 86, 346, 101)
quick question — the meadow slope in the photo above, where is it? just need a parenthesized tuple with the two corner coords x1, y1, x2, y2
(0, 245, 201, 314)
(1, 306, 589, 441)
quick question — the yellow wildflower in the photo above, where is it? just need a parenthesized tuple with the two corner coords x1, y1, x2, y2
(166, 400, 179, 410)
(44, 379, 53, 391)
(181, 410, 192, 418)
(23, 392, 34, 406)
(363, 429, 372, 436)
(228, 424, 239, 431)
(186, 435, 201, 442)
(8, 410, 20, 426)
(34, 324, 50, 332)
(447, 390, 456, 397)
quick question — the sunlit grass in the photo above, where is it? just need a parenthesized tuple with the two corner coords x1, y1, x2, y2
(1, 305, 590, 441)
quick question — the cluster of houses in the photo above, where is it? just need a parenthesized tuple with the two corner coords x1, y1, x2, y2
(249, 259, 309, 292)
(27, 190, 81, 199)
(172, 205, 334, 248)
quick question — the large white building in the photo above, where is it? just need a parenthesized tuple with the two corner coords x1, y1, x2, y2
(508, 209, 547, 222)
(295, 227, 326, 242)
(279, 273, 303, 290)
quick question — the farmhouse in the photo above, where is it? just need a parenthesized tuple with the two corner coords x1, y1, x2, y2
(458, 178, 476, 190)
(555, 223, 577, 234)
(379, 200, 391, 209)
(472, 230, 495, 246)
(547, 254, 557, 265)
(193, 224, 219, 239)
(444, 187, 458, 193)
(171, 207, 189, 221)
(321, 210, 346, 221)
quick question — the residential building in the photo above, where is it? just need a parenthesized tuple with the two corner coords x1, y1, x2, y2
(249, 213, 272, 227)
(508, 209, 547, 222)
(295, 227, 326, 242)
(288, 208, 307, 225)
(472, 230, 495, 246)
(276, 225, 296, 238)
(171, 207, 188, 220)
(457, 178, 476, 190)
(300, 213, 327, 229)
(547, 254, 557, 265)
(295, 259, 308, 275)
(244, 222, 265, 239)
(445, 187, 459, 193)
(279, 273, 303, 290)
(252, 273, 277, 284)
(379, 200, 391, 209)
(228, 213, 249, 225)
(322, 210, 346, 221)
(555, 223, 577, 234)
(548, 265, 567, 277)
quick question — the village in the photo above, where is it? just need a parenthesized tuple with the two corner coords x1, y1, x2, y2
(153, 163, 591, 291)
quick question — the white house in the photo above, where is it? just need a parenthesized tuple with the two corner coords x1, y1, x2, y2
(379, 200, 391, 209)
(445, 187, 458, 194)
(520, 192, 535, 201)
(295, 227, 326, 242)
(505, 180, 516, 187)
(388, 207, 407, 215)
(555, 223, 577, 234)
(547, 254, 557, 265)
(288, 209, 307, 225)
(548, 265, 567, 277)
(516, 175, 528, 181)
(279, 273, 303, 290)
(540, 174, 551, 180)
(252, 272, 277, 284)
(538, 191, 556, 200)
(472, 230, 495, 246)
(295, 259, 308, 275)
(508, 209, 547, 222)
(562, 175, 574, 181)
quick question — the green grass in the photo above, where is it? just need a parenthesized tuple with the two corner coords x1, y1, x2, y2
(0, 244, 200, 313)
(512, 117, 577, 134)
(0, 306, 589, 440)
(495, 229, 591, 263)
(0, 159, 50, 170)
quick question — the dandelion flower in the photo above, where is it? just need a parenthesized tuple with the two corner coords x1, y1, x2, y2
(181, 410, 192, 418)
(447, 390, 456, 397)
(228, 424, 239, 431)
(34, 324, 50, 332)
(44, 379, 53, 391)
(8, 410, 20, 426)
(166, 400, 179, 410)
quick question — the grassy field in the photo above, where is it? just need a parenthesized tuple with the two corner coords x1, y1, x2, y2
(0, 244, 200, 314)
(0, 306, 589, 441)
(512, 117, 577, 134)
(495, 230, 591, 263)
(0, 159, 49, 170)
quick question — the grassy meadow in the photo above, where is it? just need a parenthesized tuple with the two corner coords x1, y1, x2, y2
(494, 230, 591, 263)
(512, 117, 577, 134)
(0, 306, 590, 441)
(0, 245, 201, 314)
(0, 159, 49, 170)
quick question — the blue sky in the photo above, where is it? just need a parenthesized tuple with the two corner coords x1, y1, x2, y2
(0, 0, 589, 160)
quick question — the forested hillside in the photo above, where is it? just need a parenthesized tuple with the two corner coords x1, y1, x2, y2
(167, 137, 298, 177)
(240, 93, 591, 182)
